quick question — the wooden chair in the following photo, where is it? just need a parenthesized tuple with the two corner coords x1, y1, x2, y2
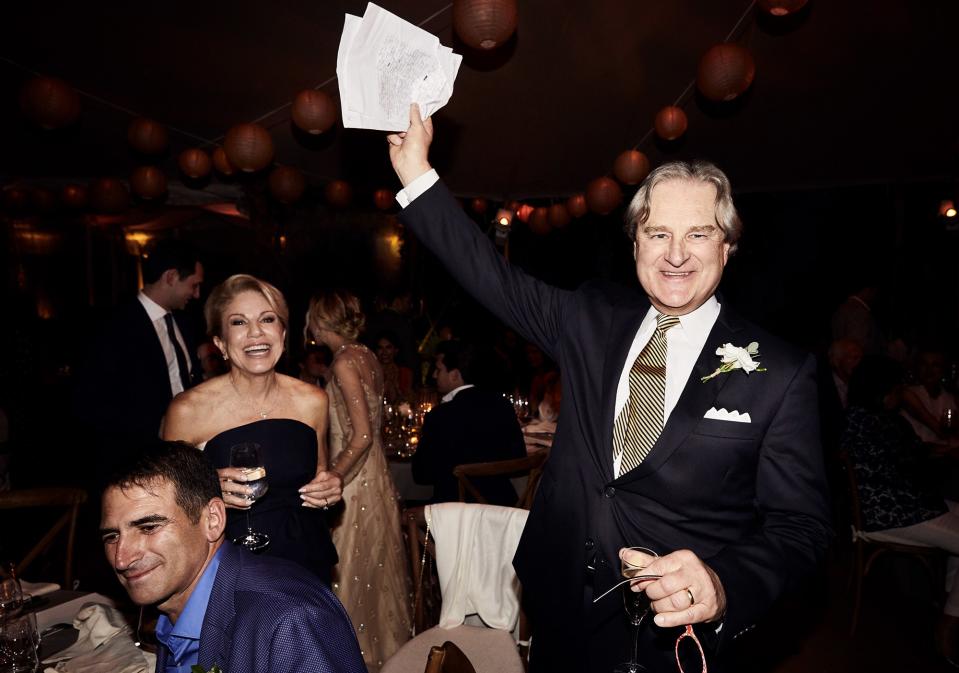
(453, 451, 548, 510)
(424, 641, 476, 673)
(0, 487, 88, 588)
(839, 452, 942, 635)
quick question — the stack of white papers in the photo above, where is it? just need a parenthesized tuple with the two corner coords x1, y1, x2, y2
(337, 3, 462, 131)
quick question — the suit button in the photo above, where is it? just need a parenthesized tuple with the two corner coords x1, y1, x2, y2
(585, 538, 595, 550)
(604, 486, 616, 498)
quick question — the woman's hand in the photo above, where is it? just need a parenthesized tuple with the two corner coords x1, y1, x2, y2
(300, 470, 344, 509)
(217, 466, 255, 510)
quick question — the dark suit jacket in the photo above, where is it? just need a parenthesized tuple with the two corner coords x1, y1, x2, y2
(399, 181, 831, 673)
(412, 386, 526, 505)
(156, 543, 365, 673)
(74, 297, 200, 472)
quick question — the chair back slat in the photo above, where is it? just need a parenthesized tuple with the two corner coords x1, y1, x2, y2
(453, 451, 548, 510)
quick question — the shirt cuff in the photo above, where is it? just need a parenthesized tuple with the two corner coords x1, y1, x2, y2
(395, 169, 439, 208)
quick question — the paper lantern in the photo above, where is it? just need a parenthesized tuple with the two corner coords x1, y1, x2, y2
(548, 203, 571, 229)
(374, 189, 396, 211)
(529, 207, 550, 235)
(89, 178, 130, 214)
(178, 148, 212, 180)
(212, 147, 236, 176)
(758, 0, 808, 16)
(61, 184, 88, 210)
(130, 166, 168, 200)
(325, 180, 352, 208)
(31, 187, 58, 213)
(613, 150, 650, 185)
(566, 194, 588, 218)
(654, 106, 688, 141)
(471, 197, 488, 214)
(269, 166, 306, 204)
(224, 123, 274, 172)
(516, 204, 534, 223)
(2, 188, 30, 213)
(586, 177, 623, 215)
(19, 76, 81, 130)
(291, 89, 337, 135)
(697, 44, 755, 103)
(453, 0, 518, 50)
(128, 117, 169, 155)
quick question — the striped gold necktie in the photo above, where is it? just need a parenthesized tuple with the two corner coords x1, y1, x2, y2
(613, 314, 680, 474)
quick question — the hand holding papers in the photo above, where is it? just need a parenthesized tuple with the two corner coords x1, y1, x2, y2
(337, 3, 462, 131)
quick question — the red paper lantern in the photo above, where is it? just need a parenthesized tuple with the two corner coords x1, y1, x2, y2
(31, 187, 58, 213)
(269, 166, 306, 204)
(325, 180, 353, 208)
(529, 207, 551, 235)
(89, 178, 130, 214)
(758, 0, 808, 16)
(613, 150, 650, 186)
(453, 0, 518, 50)
(61, 184, 88, 210)
(2, 188, 31, 213)
(586, 177, 623, 216)
(516, 204, 534, 223)
(654, 106, 688, 141)
(548, 203, 571, 229)
(212, 147, 236, 176)
(178, 149, 212, 180)
(471, 197, 488, 214)
(566, 194, 588, 218)
(224, 123, 274, 172)
(697, 44, 756, 103)
(19, 76, 80, 130)
(374, 189, 396, 211)
(130, 166, 168, 200)
(291, 89, 337, 135)
(128, 117, 169, 155)
(504, 200, 520, 213)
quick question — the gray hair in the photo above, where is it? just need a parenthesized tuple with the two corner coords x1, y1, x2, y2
(624, 160, 742, 255)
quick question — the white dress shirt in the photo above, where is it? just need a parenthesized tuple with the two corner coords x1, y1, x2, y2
(612, 297, 721, 477)
(441, 384, 475, 403)
(138, 291, 192, 396)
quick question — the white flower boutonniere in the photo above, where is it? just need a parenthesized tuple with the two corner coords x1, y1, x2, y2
(701, 342, 767, 382)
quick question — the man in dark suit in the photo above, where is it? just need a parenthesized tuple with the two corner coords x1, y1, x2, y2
(100, 440, 365, 673)
(412, 339, 526, 505)
(75, 240, 204, 475)
(388, 106, 831, 672)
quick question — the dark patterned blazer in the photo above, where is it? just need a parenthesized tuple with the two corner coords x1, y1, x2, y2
(399, 180, 832, 673)
(156, 542, 365, 673)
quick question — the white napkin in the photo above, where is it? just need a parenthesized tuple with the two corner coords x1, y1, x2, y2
(42, 603, 154, 673)
(21, 580, 60, 597)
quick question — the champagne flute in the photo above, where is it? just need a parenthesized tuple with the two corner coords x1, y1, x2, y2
(229, 443, 270, 552)
(614, 546, 659, 673)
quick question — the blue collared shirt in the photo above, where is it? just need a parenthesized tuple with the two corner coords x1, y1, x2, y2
(155, 546, 223, 673)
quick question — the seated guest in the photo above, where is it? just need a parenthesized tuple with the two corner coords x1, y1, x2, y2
(412, 339, 525, 505)
(902, 346, 957, 443)
(196, 340, 228, 381)
(99, 440, 365, 673)
(841, 356, 959, 663)
(299, 343, 332, 388)
(523, 371, 561, 454)
(375, 330, 414, 403)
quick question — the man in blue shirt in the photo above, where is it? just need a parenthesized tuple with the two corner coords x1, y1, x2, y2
(100, 440, 365, 673)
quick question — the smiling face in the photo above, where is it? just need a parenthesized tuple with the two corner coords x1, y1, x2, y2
(213, 290, 286, 375)
(100, 479, 223, 621)
(633, 179, 730, 316)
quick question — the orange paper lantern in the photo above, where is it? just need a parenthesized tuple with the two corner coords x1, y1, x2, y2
(566, 194, 588, 218)
(61, 184, 88, 210)
(697, 44, 756, 103)
(128, 117, 169, 155)
(130, 166, 168, 200)
(19, 76, 81, 130)
(586, 177, 623, 215)
(325, 180, 353, 208)
(178, 149, 212, 180)
(613, 150, 650, 186)
(374, 189, 396, 211)
(269, 166, 306, 204)
(529, 207, 551, 235)
(291, 89, 337, 135)
(654, 106, 688, 141)
(471, 197, 488, 214)
(89, 178, 130, 214)
(31, 187, 58, 213)
(758, 0, 808, 15)
(212, 147, 236, 176)
(548, 203, 571, 229)
(516, 204, 534, 223)
(2, 188, 30, 213)
(453, 0, 518, 50)
(224, 123, 274, 172)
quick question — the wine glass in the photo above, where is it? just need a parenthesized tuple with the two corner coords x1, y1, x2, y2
(229, 443, 270, 552)
(942, 408, 956, 437)
(0, 609, 40, 673)
(614, 546, 659, 673)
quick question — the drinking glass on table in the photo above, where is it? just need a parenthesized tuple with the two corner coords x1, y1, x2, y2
(229, 443, 270, 552)
(615, 547, 660, 673)
(0, 609, 40, 673)
(0, 563, 23, 620)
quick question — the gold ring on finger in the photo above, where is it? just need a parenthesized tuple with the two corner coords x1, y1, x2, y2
(686, 588, 695, 607)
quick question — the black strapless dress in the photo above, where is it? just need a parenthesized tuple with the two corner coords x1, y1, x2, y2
(204, 418, 338, 584)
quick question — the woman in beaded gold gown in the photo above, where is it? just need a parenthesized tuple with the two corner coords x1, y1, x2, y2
(307, 290, 412, 672)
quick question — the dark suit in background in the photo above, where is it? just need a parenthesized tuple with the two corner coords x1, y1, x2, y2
(412, 386, 526, 505)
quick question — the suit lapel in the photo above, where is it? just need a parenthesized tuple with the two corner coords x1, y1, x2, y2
(619, 303, 745, 482)
(197, 544, 238, 671)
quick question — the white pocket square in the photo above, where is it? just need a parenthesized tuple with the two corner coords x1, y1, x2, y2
(704, 407, 751, 423)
